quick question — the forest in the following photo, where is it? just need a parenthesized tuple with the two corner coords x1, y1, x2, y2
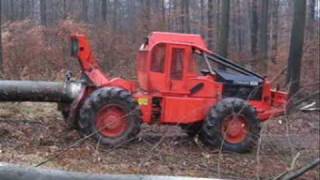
(0, 0, 319, 179)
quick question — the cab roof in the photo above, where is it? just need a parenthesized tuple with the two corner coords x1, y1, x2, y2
(146, 32, 212, 53)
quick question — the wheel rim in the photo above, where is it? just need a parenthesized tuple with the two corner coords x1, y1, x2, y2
(96, 104, 128, 138)
(221, 115, 248, 144)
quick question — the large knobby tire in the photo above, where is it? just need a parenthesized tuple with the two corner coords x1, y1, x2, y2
(79, 87, 142, 147)
(200, 98, 261, 153)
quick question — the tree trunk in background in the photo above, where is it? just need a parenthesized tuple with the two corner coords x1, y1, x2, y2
(161, 0, 166, 29)
(112, 0, 119, 32)
(142, 0, 151, 35)
(215, 0, 220, 47)
(308, 0, 315, 21)
(200, 0, 205, 36)
(32, 0, 41, 24)
(250, 0, 258, 59)
(287, 0, 307, 96)
(0, 0, 3, 74)
(307, 0, 316, 37)
(185, 0, 191, 33)
(10, 0, 14, 21)
(81, 0, 88, 22)
(180, 0, 185, 32)
(259, 0, 269, 74)
(207, 0, 214, 49)
(40, 0, 47, 26)
(217, 0, 230, 57)
(236, 0, 243, 52)
(62, 0, 67, 19)
(20, 0, 25, 20)
(271, 0, 280, 63)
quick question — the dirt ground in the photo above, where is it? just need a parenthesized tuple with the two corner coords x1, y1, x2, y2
(0, 102, 319, 179)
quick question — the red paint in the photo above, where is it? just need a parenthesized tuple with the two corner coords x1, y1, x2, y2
(222, 115, 248, 144)
(70, 32, 288, 131)
(96, 105, 128, 137)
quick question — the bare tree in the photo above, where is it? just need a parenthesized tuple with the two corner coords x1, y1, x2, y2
(81, 0, 89, 22)
(259, 0, 269, 73)
(40, 0, 47, 26)
(0, 0, 3, 73)
(101, 0, 108, 23)
(207, 0, 214, 49)
(217, 0, 230, 57)
(250, 0, 258, 59)
(271, 0, 280, 63)
(287, 0, 307, 96)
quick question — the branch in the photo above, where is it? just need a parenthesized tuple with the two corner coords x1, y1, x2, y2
(274, 158, 320, 180)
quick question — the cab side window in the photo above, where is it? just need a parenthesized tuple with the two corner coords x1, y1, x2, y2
(171, 48, 184, 80)
(151, 44, 166, 73)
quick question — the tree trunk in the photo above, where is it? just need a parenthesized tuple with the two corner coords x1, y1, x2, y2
(307, 0, 316, 37)
(287, 0, 307, 96)
(40, 0, 47, 26)
(62, 0, 67, 19)
(217, 0, 230, 57)
(0, 0, 3, 74)
(207, 0, 214, 49)
(250, 0, 258, 59)
(271, 0, 280, 63)
(259, 0, 269, 74)
(81, 0, 88, 22)
(200, 0, 205, 36)
(236, 0, 243, 52)
(161, 0, 166, 28)
(101, 0, 107, 22)
(180, 0, 185, 32)
(215, 0, 221, 42)
(184, 0, 191, 33)
(112, 0, 118, 31)
(308, 0, 315, 22)
(21, 0, 25, 20)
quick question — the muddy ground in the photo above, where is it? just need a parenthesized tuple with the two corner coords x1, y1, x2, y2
(0, 102, 319, 179)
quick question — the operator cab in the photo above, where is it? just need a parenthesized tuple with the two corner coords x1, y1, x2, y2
(137, 32, 264, 100)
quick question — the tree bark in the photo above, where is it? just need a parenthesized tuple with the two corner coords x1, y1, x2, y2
(63, 0, 67, 19)
(207, 0, 214, 49)
(200, 0, 205, 36)
(271, 0, 280, 63)
(259, 0, 269, 74)
(0, 0, 3, 74)
(101, 0, 108, 23)
(250, 0, 258, 59)
(40, 0, 47, 26)
(287, 0, 307, 96)
(308, 0, 315, 22)
(81, 0, 89, 22)
(185, 0, 191, 33)
(217, 0, 230, 57)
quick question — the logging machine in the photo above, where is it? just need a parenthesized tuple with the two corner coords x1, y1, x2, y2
(0, 32, 287, 152)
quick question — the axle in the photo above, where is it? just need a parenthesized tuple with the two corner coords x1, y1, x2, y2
(0, 80, 83, 103)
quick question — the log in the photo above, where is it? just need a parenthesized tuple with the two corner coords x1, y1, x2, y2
(0, 163, 214, 180)
(0, 81, 83, 103)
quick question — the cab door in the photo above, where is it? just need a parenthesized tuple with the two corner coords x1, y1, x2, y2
(168, 45, 191, 93)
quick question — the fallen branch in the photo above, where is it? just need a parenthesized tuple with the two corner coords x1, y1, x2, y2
(274, 158, 320, 180)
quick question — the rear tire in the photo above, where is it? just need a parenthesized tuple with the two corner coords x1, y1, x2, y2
(79, 87, 142, 147)
(200, 98, 261, 153)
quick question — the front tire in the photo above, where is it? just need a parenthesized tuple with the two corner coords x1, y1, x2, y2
(79, 87, 142, 147)
(200, 98, 261, 153)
